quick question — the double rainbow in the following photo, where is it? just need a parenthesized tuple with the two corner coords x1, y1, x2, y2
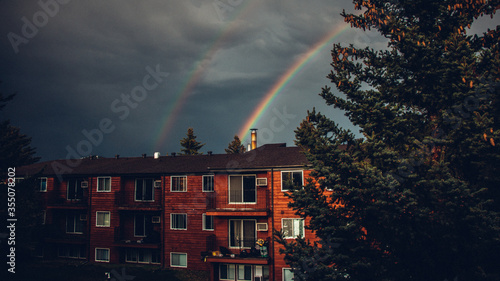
(153, 3, 350, 151)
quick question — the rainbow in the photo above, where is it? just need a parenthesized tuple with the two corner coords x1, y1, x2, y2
(237, 23, 350, 143)
(153, 1, 258, 151)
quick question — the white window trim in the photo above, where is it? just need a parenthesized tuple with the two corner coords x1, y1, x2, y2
(39, 177, 47, 192)
(170, 176, 187, 192)
(281, 218, 305, 239)
(228, 219, 257, 249)
(202, 213, 214, 231)
(281, 170, 304, 192)
(96, 211, 111, 227)
(170, 213, 187, 230)
(282, 268, 294, 281)
(95, 248, 110, 263)
(202, 175, 215, 192)
(170, 252, 187, 268)
(228, 175, 257, 204)
(135, 178, 155, 202)
(97, 177, 111, 192)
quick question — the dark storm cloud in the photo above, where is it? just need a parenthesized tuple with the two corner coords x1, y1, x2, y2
(2, 1, 496, 161)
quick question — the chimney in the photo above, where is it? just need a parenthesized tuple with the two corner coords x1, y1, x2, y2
(154, 152, 160, 159)
(142, 154, 147, 158)
(207, 151, 213, 156)
(115, 154, 120, 159)
(251, 129, 257, 150)
(171, 152, 176, 157)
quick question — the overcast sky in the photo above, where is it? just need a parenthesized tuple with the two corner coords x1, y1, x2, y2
(1, 1, 498, 162)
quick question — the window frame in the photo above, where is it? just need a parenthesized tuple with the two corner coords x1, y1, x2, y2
(170, 213, 187, 230)
(66, 213, 84, 234)
(95, 248, 110, 263)
(170, 252, 187, 268)
(97, 177, 111, 192)
(282, 268, 294, 281)
(281, 218, 305, 239)
(202, 175, 214, 192)
(135, 178, 154, 202)
(281, 170, 304, 191)
(96, 211, 111, 227)
(39, 177, 47, 192)
(67, 179, 84, 200)
(170, 176, 187, 192)
(220, 264, 236, 280)
(202, 213, 214, 231)
(228, 219, 256, 249)
(228, 175, 257, 204)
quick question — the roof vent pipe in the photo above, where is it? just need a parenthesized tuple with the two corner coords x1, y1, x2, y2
(154, 152, 160, 159)
(251, 129, 257, 150)
(247, 144, 251, 152)
(142, 154, 146, 158)
(171, 152, 176, 157)
(115, 154, 120, 159)
(207, 151, 213, 156)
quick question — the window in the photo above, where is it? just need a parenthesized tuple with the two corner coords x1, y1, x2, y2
(202, 214, 214, 231)
(39, 177, 47, 192)
(66, 213, 84, 234)
(283, 268, 294, 281)
(134, 214, 153, 237)
(229, 175, 256, 203)
(170, 252, 187, 267)
(67, 179, 83, 200)
(203, 175, 214, 192)
(58, 245, 86, 259)
(171, 176, 187, 192)
(281, 171, 303, 191)
(229, 219, 256, 248)
(97, 177, 111, 192)
(95, 248, 110, 262)
(126, 249, 161, 264)
(135, 179, 154, 201)
(220, 264, 235, 280)
(238, 265, 252, 280)
(96, 211, 110, 227)
(282, 218, 304, 239)
(171, 213, 187, 230)
(41, 210, 46, 225)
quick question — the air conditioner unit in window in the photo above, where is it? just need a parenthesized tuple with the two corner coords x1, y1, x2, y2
(152, 216, 161, 223)
(81, 181, 88, 188)
(256, 178, 267, 186)
(79, 214, 87, 221)
(256, 223, 268, 231)
(154, 180, 162, 188)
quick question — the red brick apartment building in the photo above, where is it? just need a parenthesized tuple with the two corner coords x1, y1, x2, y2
(18, 142, 315, 281)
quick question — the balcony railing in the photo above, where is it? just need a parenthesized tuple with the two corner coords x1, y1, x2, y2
(206, 190, 268, 212)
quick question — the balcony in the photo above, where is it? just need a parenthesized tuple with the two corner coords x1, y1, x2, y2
(42, 224, 88, 244)
(115, 192, 161, 211)
(47, 197, 88, 209)
(205, 191, 269, 217)
(113, 227, 161, 249)
(203, 237, 270, 265)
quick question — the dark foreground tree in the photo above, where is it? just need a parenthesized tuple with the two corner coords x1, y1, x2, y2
(0, 90, 42, 267)
(180, 127, 205, 155)
(277, 1, 499, 281)
(225, 135, 246, 154)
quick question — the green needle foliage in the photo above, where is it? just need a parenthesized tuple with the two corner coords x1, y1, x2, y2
(225, 135, 246, 154)
(180, 127, 205, 155)
(277, 1, 500, 280)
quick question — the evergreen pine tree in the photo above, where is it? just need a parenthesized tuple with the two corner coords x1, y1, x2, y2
(180, 127, 205, 155)
(277, 1, 500, 280)
(225, 135, 246, 154)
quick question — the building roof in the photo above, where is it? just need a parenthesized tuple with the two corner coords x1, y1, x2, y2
(17, 144, 310, 177)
